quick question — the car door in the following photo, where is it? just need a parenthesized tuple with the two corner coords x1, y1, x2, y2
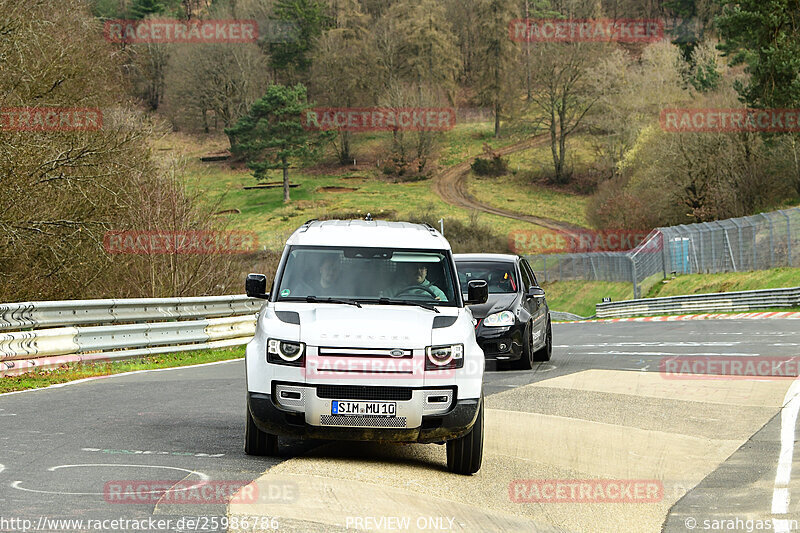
(520, 258, 547, 348)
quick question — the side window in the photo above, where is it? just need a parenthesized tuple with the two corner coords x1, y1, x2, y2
(519, 261, 532, 290)
(521, 259, 538, 287)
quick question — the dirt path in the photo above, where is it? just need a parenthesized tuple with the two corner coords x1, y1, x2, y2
(433, 135, 586, 231)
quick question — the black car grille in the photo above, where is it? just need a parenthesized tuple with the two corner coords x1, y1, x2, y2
(315, 385, 413, 401)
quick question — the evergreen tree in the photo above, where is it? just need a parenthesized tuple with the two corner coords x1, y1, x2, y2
(225, 84, 333, 203)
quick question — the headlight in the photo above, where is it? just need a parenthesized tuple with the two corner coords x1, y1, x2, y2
(483, 310, 515, 327)
(267, 339, 306, 366)
(426, 344, 464, 370)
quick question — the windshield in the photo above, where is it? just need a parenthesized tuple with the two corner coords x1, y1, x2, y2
(456, 261, 518, 294)
(276, 246, 459, 306)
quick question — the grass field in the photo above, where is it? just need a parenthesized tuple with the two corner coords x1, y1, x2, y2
(648, 267, 800, 297)
(0, 346, 245, 394)
(544, 267, 800, 317)
(542, 280, 635, 318)
(155, 124, 561, 251)
(468, 173, 590, 227)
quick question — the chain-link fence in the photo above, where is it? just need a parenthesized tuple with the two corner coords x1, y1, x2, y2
(527, 207, 800, 299)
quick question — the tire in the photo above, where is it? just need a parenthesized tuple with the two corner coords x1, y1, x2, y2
(446, 397, 484, 475)
(533, 318, 552, 362)
(517, 322, 535, 370)
(245, 406, 278, 456)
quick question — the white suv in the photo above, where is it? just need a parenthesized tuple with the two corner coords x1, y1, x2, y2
(244, 219, 488, 474)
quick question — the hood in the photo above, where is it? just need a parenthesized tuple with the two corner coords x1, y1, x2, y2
(294, 305, 436, 348)
(467, 293, 518, 319)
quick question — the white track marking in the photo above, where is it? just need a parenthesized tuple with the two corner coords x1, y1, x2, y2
(576, 351, 760, 357)
(0, 464, 4, 475)
(0, 358, 243, 397)
(771, 379, 800, 532)
(556, 342, 742, 347)
(11, 464, 208, 496)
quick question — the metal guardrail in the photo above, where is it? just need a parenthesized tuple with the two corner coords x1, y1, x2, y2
(0, 295, 262, 331)
(0, 296, 263, 377)
(595, 286, 800, 318)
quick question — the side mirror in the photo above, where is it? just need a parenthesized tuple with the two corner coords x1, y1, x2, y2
(527, 286, 546, 299)
(465, 279, 488, 305)
(246, 273, 269, 299)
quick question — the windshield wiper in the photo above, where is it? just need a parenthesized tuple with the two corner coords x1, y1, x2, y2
(370, 297, 440, 313)
(305, 296, 362, 308)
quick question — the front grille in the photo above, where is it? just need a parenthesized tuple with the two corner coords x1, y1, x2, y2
(320, 415, 407, 428)
(317, 346, 413, 359)
(316, 385, 413, 401)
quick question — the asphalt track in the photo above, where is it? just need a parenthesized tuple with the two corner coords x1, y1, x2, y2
(1, 319, 800, 532)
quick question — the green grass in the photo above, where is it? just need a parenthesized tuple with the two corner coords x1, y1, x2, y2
(543, 267, 800, 318)
(465, 133, 598, 228)
(0, 346, 244, 394)
(648, 267, 800, 297)
(157, 125, 562, 251)
(542, 280, 634, 318)
(468, 173, 590, 227)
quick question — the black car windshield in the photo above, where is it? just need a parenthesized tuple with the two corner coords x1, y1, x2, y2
(276, 246, 458, 306)
(456, 261, 518, 294)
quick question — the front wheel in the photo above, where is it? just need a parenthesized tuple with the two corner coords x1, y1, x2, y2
(517, 322, 535, 370)
(245, 406, 278, 456)
(533, 318, 552, 362)
(446, 397, 484, 475)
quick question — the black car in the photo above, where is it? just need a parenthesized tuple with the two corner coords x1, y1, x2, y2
(454, 254, 552, 369)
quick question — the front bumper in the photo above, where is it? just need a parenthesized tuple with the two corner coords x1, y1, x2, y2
(248, 387, 481, 443)
(475, 322, 525, 361)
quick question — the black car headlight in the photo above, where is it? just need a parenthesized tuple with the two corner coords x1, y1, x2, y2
(426, 344, 464, 370)
(267, 339, 306, 366)
(483, 310, 515, 327)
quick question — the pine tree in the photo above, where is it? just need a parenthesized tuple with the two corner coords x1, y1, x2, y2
(225, 85, 334, 203)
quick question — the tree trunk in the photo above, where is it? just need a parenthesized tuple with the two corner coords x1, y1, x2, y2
(792, 134, 800, 195)
(494, 100, 500, 138)
(549, 109, 559, 182)
(525, 0, 531, 101)
(340, 131, 351, 165)
(282, 156, 290, 203)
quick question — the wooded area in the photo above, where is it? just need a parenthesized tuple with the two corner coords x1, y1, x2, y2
(1, 0, 799, 300)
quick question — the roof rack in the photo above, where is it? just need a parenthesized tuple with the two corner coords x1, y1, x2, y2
(298, 218, 318, 233)
(421, 223, 438, 234)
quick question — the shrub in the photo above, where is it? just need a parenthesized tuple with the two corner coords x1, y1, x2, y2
(471, 155, 508, 177)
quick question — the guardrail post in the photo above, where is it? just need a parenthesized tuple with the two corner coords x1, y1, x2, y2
(631, 256, 640, 299)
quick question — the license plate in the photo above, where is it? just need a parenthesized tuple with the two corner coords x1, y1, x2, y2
(331, 400, 396, 417)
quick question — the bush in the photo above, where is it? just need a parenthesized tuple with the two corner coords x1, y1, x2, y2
(471, 155, 509, 177)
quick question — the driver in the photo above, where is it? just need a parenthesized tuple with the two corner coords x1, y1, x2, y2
(295, 254, 342, 297)
(395, 263, 446, 301)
